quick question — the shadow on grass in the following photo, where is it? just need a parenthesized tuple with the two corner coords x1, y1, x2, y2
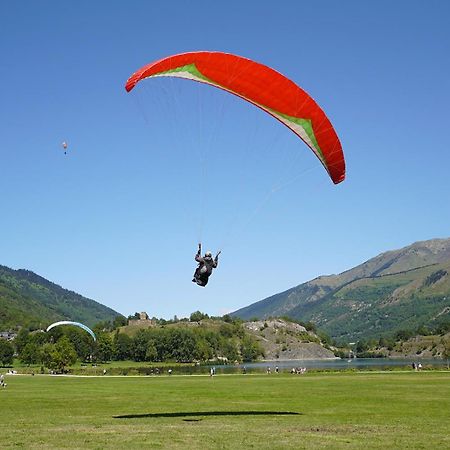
(114, 411, 302, 419)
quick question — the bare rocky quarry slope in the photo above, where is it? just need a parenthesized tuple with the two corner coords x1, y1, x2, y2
(244, 319, 336, 360)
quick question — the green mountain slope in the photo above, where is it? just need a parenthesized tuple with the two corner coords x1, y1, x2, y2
(0, 265, 123, 329)
(232, 238, 450, 341)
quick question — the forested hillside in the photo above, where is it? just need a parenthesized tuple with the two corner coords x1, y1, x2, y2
(0, 265, 122, 329)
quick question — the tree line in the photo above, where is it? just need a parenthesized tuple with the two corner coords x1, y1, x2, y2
(0, 313, 264, 371)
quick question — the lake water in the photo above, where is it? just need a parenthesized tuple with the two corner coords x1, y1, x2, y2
(200, 358, 448, 375)
(90, 358, 447, 376)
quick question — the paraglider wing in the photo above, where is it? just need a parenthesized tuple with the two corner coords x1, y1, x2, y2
(46, 321, 96, 341)
(125, 51, 345, 184)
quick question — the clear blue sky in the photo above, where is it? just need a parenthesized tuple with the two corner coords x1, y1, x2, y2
(2, 1, 449, 319)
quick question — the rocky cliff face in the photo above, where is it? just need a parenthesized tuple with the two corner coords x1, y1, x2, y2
(244, 319, 336, 360)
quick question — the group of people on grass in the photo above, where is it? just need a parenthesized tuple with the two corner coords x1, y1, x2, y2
(291, 367, 307, 375)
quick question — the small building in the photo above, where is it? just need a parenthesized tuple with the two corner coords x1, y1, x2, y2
(128, 312, 155, 327)
(0, 331, 17, 341)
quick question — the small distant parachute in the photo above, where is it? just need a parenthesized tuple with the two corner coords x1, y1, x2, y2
(46, 321, 96, 341)
(61, 141, 68, 154)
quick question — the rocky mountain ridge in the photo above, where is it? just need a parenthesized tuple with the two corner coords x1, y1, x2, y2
(233, 238, 450, 341)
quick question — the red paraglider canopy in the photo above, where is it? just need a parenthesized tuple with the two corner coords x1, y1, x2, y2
(126, 51, 345, 184)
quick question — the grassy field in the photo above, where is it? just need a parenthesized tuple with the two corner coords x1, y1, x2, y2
(0, 371, 449, 449)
